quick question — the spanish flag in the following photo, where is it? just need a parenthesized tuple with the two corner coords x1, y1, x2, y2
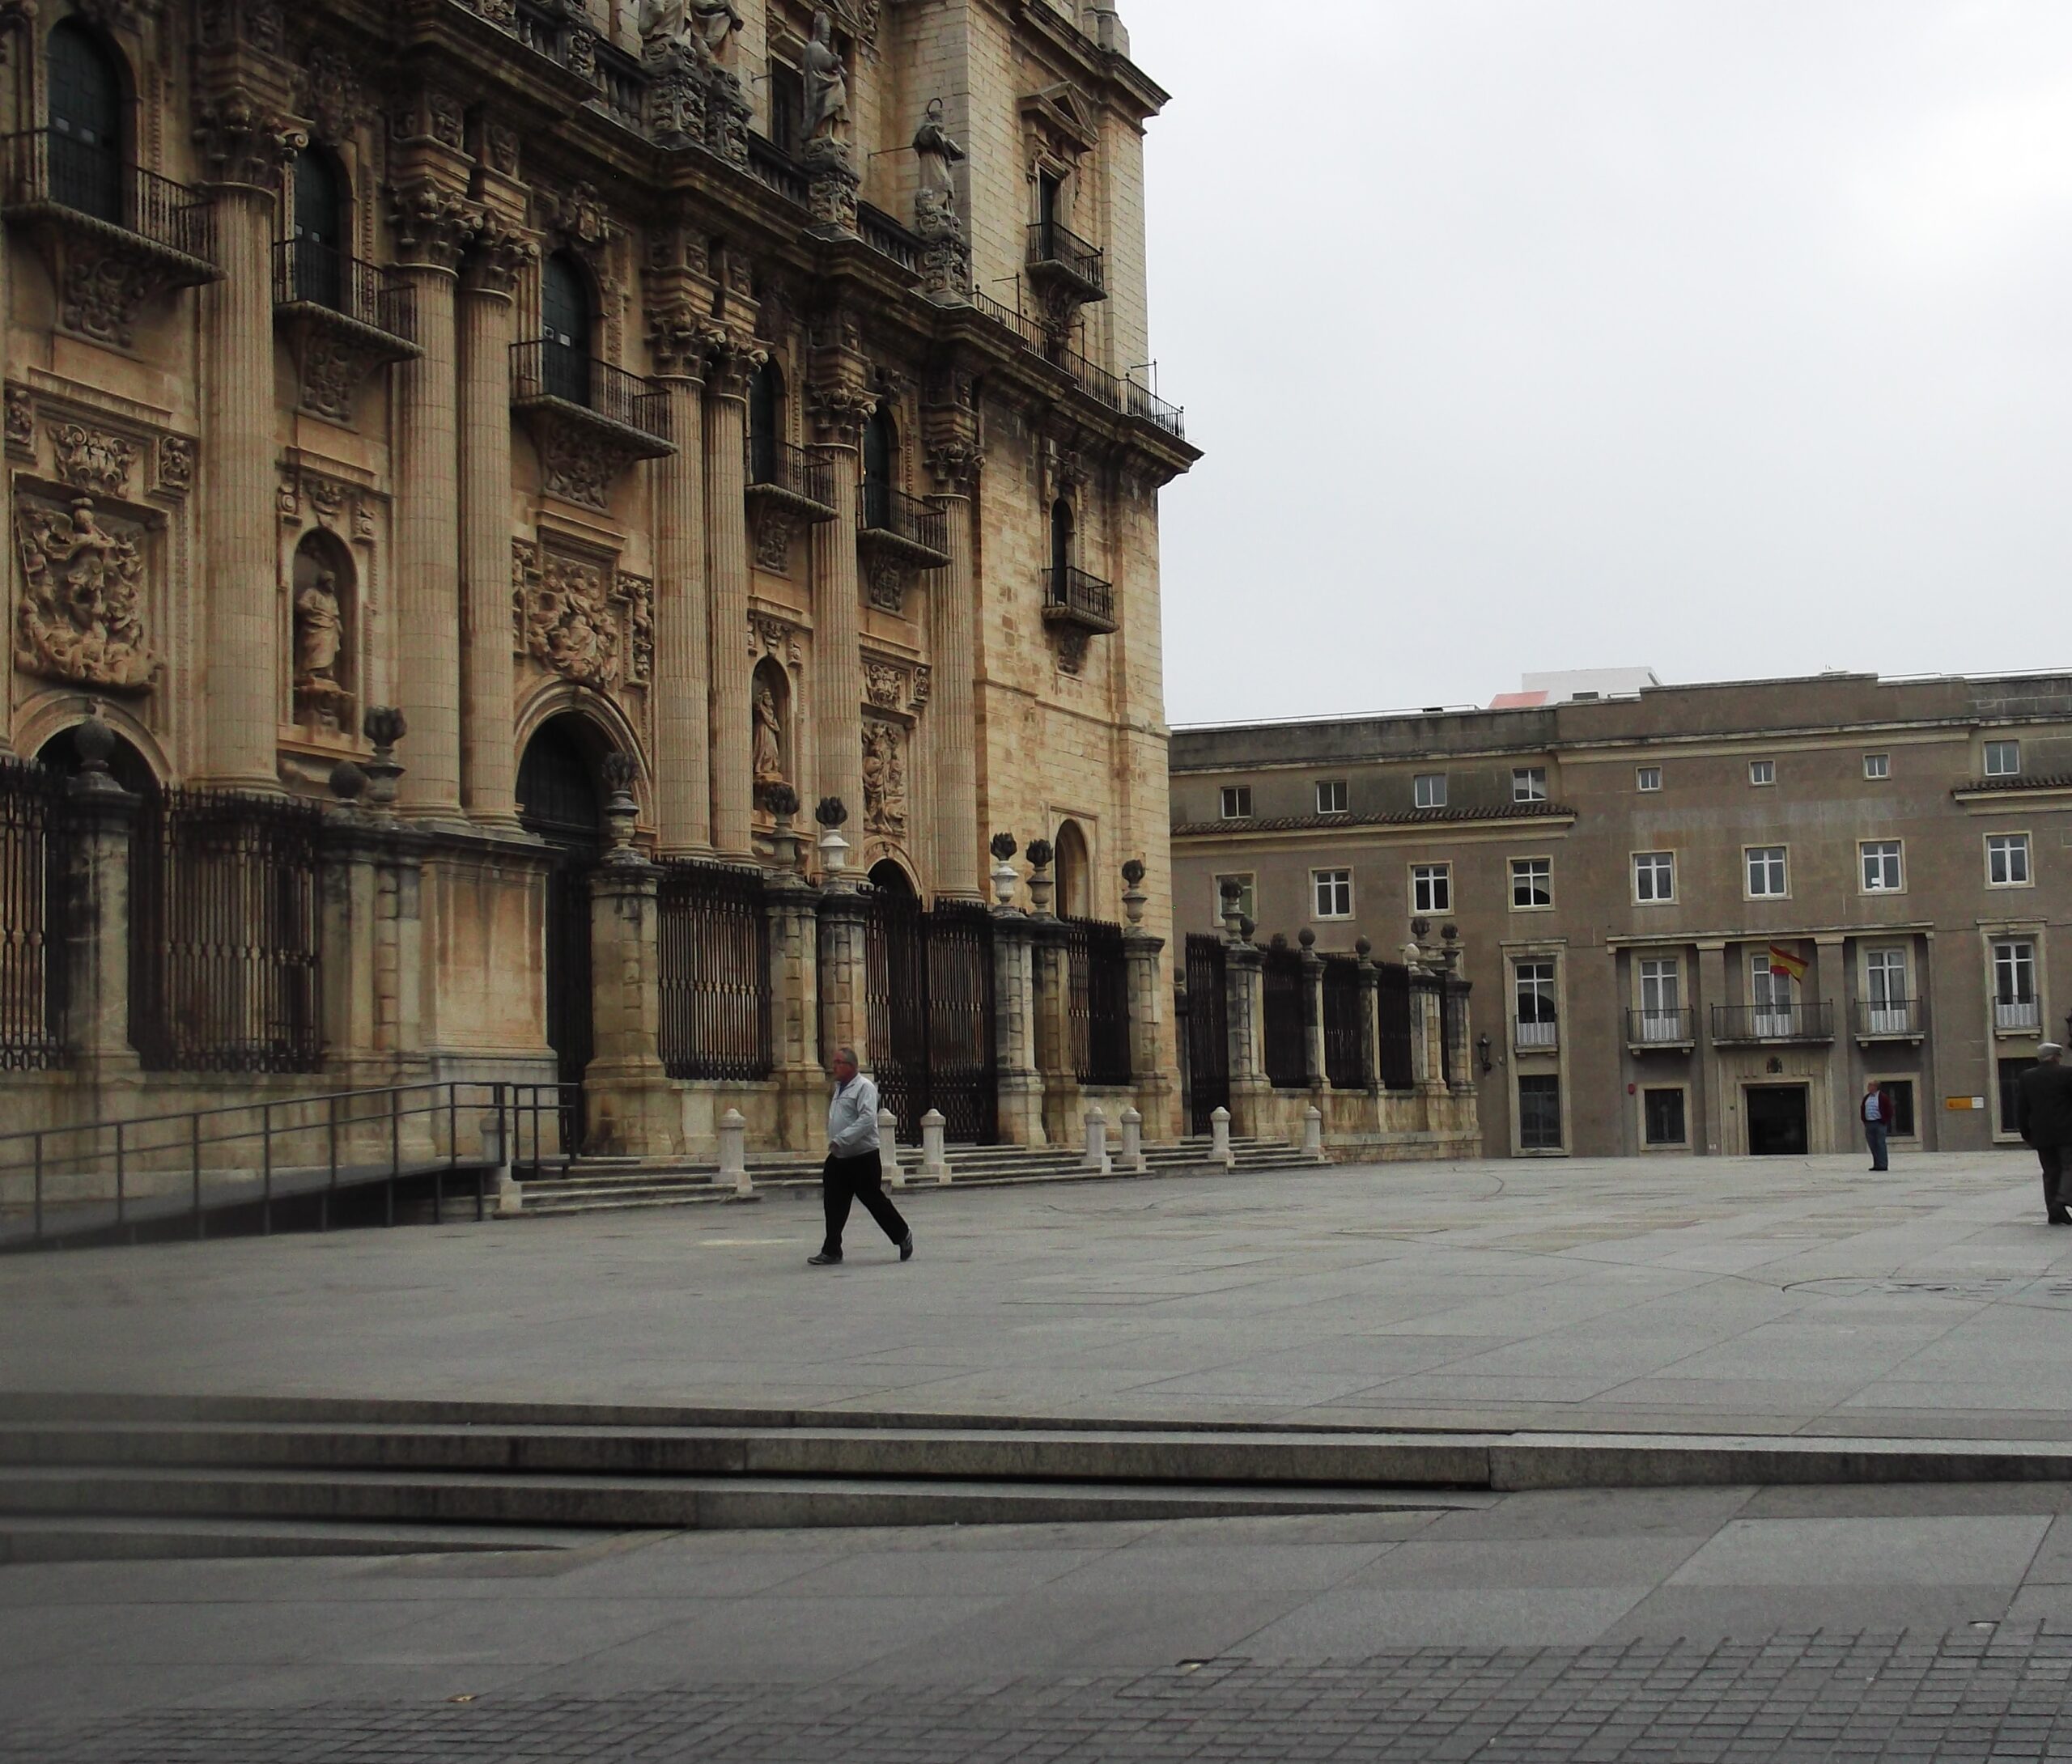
(1768, 944, 1809, 982)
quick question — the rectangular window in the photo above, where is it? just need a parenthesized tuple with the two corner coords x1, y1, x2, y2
(1219, 786, 1252, 820)
(1311, 868, 1352, 919)
(1314, 779, 1347, 816)
(1864, 753, 1891, 780)
(1633, 851, 1675, 903)
(1864, 948, 1909, 1033)
(1875, 1079, 1917, 1139)
(1993, 939, 2039, 1030)
(1510, 856, 1552, 910)
(2002, 1056, 2040, 1133)
(1751, 952, 1797, 1034)
(1413, 773, 1447, 809)
(1518, 1074, 1562, 1150)
(1988, 833, 2032, 887)
(1212, 873, 1255, 926)
(1637, 765, 1662, 792)
(1985, 740, 2022, 778)
(1639, 956, 1682, 1042)
(1643, 1087, 1687, 1147)
(1411, 863, 1451, 914)
(1746, 845, 1789, 897)
(767, 61, 806, 156)
(1860, 840, 1903, 893)
(1512, 767, 1548, 803)
(1749, 759, 1776, 786)
(1514, 959, 1556, 1048)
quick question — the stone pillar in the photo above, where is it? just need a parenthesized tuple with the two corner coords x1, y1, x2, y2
(991, 905, 1045, 1147)
(62, 727, 139, 1088)
(765, 861, 825, 1152)
(388, 179, 478, 820)
(584, 768, 675, 1156)
(1031, 918, 1080, 1143)
(924, 442, 983, 897)
(1120, 861, 1171, 1139)
(456, 223, 531, 828)
(193, 105, 302, 790)
(705, 344, 758, 855)
(1356, 939, 1383, 1095)
(1298, 928, 1327, 1090)
(817, 881, 870, 1071)
(1413, 976, 1447, 1096)
(650, 332, 713, 854)
(1696, 938, 1729, 1155)
(1225, 935, 1269, 1139)
(808, 381, 873, 827)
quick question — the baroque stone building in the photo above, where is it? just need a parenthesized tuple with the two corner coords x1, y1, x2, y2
(0, 0, 1194, 1152)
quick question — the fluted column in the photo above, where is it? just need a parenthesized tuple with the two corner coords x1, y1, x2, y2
(193, 101, 304, 790)
(809, 388, 873, 837)
(457, 223, 532, 827)
(388, 180, 479, 819)
(705, 343, 757, 855)
(650, 320, 712, 853)
(925, 442, 982, 898)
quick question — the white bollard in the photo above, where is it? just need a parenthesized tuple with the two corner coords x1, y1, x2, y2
(1119, 1105, 1148, 1174)
(1303, 1104, 1326, 1162)
(718, 1108, 753, 1197)
(921, 1108, 953, 1184)
(1082, 1104, 1113, 1174)
(878, 1107, 905, 1187)
(1210, 1105, 1235, 1171)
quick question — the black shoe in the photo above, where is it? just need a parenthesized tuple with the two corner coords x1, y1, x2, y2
(899, 1233, 915, 1262)
(808, 1251, 843, 1265)
(2050, 1216, 2071, 1228)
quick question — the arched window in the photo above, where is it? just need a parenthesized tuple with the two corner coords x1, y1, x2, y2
(868, 859, 915, 897)
(861, 405, 896, 530)
(1053, 820, 1090, 920)
(541, 252, 592, 407)
(1049, 498, 1074, 590)
(47, 20, 124, 225)
(749, 358, 784, 486)
(291, 149, 348, 310)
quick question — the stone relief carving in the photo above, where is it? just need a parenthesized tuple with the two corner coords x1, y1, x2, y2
(537, 180, 611, 265)
(910, 664, 931, 709)
(57, 250, 169, 349)
(49, 422, 138, 498)
(305, 474, 349, 527)
(752, 505, 797, 575)
(618, 572, 653, 686)
(295, 43, 370, 145)
(860, 719, 906, 837)
(866, 558, 903, 613)
(351, 498, 376, 541)
(1052, 625, 1092, 676)
(4, 386, 31, 454)
(524, 553, 620, 688)
(14, 495, 162, 691)
(749, 610, 800, 663)
(537, 424, 617, 511)
(482, 122, 521, 178)
(155, 435, 195, 497)
(862, 659, 904, 710)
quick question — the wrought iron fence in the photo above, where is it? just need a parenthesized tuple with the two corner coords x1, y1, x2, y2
(1183, 933, 1229, 1135)
(2, 129, 215, 263)
(510, 338, 670, 442)
(656, 859, 771, 1082)
(1322, 955, 1370, 1090)
(972, 288, 1049, 354)
(864, 893, 999, 1144)
(273, 238, 416, 341)
(1378, 961, 1416, 1091)
(1064, 916, 1131, 1087)
(860, 480, 949, 555)
(130, 788, 324, 1074)
(1261, 942, 1307, 1088)
(0, 761, 71, 1072)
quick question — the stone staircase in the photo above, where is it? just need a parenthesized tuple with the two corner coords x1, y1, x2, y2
(511, 1134, 1319, 1219)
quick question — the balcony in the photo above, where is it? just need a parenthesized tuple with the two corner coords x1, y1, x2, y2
(512, 338, 672, 511)
(745, 436, 837, 521)
(1855, 999, 1925, 1043)
(1996, 998, 2042, 1035)
(1626, 1007, 1696, 1051)
(273, 240, 418, 421)
(1025, 218, 1106, 304)
(1514, 1016, 1558, 1052)
(1042, 566, 1117, 634)
(1711, 1002, 1835, 1044)
(857, 481, 950, 569)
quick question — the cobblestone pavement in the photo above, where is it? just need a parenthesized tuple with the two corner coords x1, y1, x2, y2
(12, 1630, 2072, 1762)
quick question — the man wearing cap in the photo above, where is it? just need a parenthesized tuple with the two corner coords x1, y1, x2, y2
(2016, 1045, 2072, 1226)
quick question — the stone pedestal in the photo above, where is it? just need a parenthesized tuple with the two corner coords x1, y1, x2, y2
(1225, 938, 1270, 1139)
(63, 771, 141, 1090)
(803, 137, 860, 235)
(1123, 924, 1171, 1139)
(991, 907, 1046, 1147)
(584, 855, 677, 1156)
(1298, 933, 1326, 1091)
(817, 884, 869, 1070)
(766, 868, 824, 1150)
(1031, 915, 1081, 1143)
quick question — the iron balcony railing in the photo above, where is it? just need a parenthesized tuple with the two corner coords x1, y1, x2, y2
(1125, 375, 1187, 439)
(1711, 1002, 1835, 1042)
(273, 238, 416, 342)
(860, 480, 949, 557)
(967, 289, 1188, 440)
(1042, 566, 1116, 630)
(972, 288, 1049, 354)
(1997, 997, 2041, 1032)
(746, 434, 836, 511)
(1626, 1007, 1696, 1046)
(1026, 218, 1106, 298)
(1856, 998, 1924, 1038)
(2, 128, 214, 264)
(510, 339, 670, 443)
(1514, 1016, 1557, 1050)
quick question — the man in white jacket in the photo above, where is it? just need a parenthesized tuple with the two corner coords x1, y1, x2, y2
(809, 1045, 914, 1266)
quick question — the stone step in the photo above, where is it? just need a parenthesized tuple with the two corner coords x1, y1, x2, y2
(0, 1512, 585, 1564)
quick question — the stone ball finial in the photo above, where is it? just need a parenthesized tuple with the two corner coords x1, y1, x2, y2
(329, 760, 368, 803)
(1442, 923, 1459, 943)
(1297, 927, 1316, 950)
(1121, 857, 1147, 887)
(1355, 936, 1373, 958)
(1025, 837, 1053, 871)
(989, 831, 1018, 861)
(1238, 914, 1256, 941)
(363, 706, 407, 750)
(70, 711, 115, 776)
(1411, 916, 1431, 940)
(815, 795, 848, 829)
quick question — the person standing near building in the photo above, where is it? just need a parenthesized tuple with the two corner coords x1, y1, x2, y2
(809, 1046, 915, 1266)
(1860, 1079, 1891, 1172)
(2017, 1046, 2072, 1227)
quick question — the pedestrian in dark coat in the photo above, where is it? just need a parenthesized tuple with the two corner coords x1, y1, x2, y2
(2016, 1045, 2072, 1225)
(1859, 1079, 1892, 1172)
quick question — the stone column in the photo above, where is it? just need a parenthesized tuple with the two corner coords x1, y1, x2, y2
(705, 342, 758, 855)
(61, 723, 139, 1088)
(992, 907, 1045, 1147)
(456, 223, 530, 827)
(1412, 976, 1447, 1096)
(808, 379, 874, 831)
(650, 324, 713, 854)
(388, 179, 479, 819)
(1225, 935, 1269, 1139)
(765, 863, 824, 1151)
(817, 880, 870, 1071)
(1120, 861, 1171, 1138)
(1696, 937, 1728, 1155)
(923, 442, 983, 897)
(193, 102, 303, 791)
(1298, 928, 1327, 1090)
(1356, 937, 1383, 1100)
(584, 767, 675, 1156)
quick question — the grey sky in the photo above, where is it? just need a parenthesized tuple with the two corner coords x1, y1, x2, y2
(1126, 1, 2072, 725)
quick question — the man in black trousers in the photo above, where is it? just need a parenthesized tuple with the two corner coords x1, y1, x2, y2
(808, 1045, 914, 1266)
(2016, 1044, 2072, 1226)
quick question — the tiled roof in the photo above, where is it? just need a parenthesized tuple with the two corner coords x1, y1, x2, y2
(1955, 773, 2072, 794)
(1173, 801, 1577, 837)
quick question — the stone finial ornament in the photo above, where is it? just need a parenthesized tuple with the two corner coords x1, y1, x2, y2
(1025, 837, 1053, 871)
(1297, 927, 1315, 950)
(328, 760, 367, 804)
(363, 706, 406, 812)
(814, 795, 848, 828)
(990, 831, 1018, 861)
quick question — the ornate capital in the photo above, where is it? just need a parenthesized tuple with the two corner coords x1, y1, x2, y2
(646, 301, 713, 380)
(465, 215, 537, 298)
(808, 377, 877, 446)
(192, 91, 305, 192)
(925, 436, 982, 495)
(388, 177, 482, 272)
(705, 335, 766, 401)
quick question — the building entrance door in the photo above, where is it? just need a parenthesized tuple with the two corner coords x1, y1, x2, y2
(1746, 1084, 1808, 1156)
(518, 720, 605, 1153)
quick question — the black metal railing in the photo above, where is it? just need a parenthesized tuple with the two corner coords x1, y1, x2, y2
(865, 893, 999, 1144)
(746, 134, 812, 206)
(510, 339, 670, 442)
(656, 860, 771, 1083)
(0, 761, 72, 1073)
(973, 288, 1050, 354)
(1027, 218, 1106, 295)
(1626, 1007, 1696, 1046)
(747, 434, 836, 508)
(1323, 956, 1371, 1090)
(1043, 566, 1115, 628)
(1124, 375, 1187, 439)
(860, 479, 949, 554)
(129, 788, 324, 1075)
(1711, 1002, 1835, 1042)
(1378, 962, 1416, 1090)
(2, 128, 214, 262)
(1855, 998, 1923, 1038)
(1261, 941, 1307, 1088)
(1183, 932, 1229, 1134)
(1064, 916, 1132, 1087)
(273, 238, 416, 341)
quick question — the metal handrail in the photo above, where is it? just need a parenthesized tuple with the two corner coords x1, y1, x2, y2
(1026, 218, 1106, 294)
(1, 128, 214, 263)
(1855, 999, 1923, 1037)
(510, 338, 670, 442)
(1043, 565, 1115, 626)
(860, 479, 949, 554)
(747, 434, 835, 507)
(1625, 1007, 1696, 1044)
(273, 237, 417, 342)
(1711, 1002, 1835, 1041)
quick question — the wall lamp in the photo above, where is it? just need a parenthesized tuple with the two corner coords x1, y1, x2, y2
(1475, 1033, 1493, 1075)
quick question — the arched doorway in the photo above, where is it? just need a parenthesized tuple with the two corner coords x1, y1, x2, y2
(1053, 819, 1090, 920)
(518, 718, 605, 1145)
(291, 147, 348, 310)
(749, 358, 784, 485)
(868, 859, 915, 897)
(861, 405, 896, 530)
(541, 252, 592, 406)
(47, 20, 124, 225)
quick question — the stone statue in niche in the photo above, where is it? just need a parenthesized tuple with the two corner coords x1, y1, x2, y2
(861, 719, 906, 836)
(753, 676, 787, 787)
(639, 0, 739, 63)
(803, 9, 849, 142)
(293, 562, 350, 730)
(912, 98, 963, 207)
(14, 496, 161, 691)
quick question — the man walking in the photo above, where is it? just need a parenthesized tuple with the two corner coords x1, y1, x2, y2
(2016, 1045, 2072, 1226)
(1860, 1079, 1891, 1172)
(809, 1045, 914, 1266)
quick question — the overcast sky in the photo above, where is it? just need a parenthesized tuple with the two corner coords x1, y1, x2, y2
(1123, 0, 2072, 726)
